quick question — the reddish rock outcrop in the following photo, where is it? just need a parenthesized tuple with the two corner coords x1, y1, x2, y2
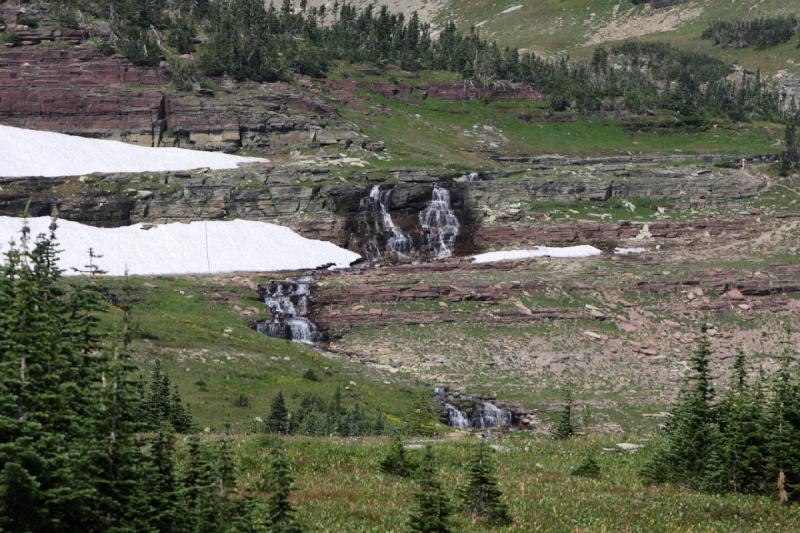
(0, 42, 356, 152)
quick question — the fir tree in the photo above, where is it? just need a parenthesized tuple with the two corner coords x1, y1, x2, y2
(263, 445, 302, 533)
(641, 334, 721, 490)
(170, 385, 195, 433)
(780, 123, 800, 176)
(459, 443, 511, 525)
(144, 422, 181, 531)
(714, 350, 768, 494)
(764, 334, 800, 502)
(267, 391, 290, 434)
(552, 382, 577, 440)
(380, 434, 414, 477)
(406, 397, 439, 437)
(408, 446, 451, 533)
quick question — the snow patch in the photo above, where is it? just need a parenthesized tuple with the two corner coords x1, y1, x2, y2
(500, 4, 523, 15)
(0, 217, 360, 276)
(0, 124, 268, 178)
(472, 245, 602, 264)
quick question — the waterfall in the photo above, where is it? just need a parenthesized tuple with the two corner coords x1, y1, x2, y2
(358, 185, 415, 258)
(444, 403, 471, 430)
(419, 186, 460, 258)
(474, 402, 510, 429)
(257, 276, 320, 344)
(434, 388, 510, 430)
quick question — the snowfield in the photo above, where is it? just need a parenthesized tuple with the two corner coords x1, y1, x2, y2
(0, 124, 268, 177)
(0, 217, 361, 276)
(472, 245, 602, 263)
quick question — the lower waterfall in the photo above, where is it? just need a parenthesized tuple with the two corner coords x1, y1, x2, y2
(256, 276, 320, 344)
(434, 388, 510, 430)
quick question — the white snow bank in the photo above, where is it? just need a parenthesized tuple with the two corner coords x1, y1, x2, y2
(0, 217, 360, 276)
(500, 5, 523, 14)
(0, 124, 268, 178)
(614, 247, 646, 255)
(472, 245, 602, 264)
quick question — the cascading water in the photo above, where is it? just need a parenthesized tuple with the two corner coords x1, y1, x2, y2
(256, 276, 320, 344)
(474, 402, 510, 429)
(419, 186, 460, 258)
(357, 185, 415, 258)
(444, 403, 471, 430)
(434, 388, 510, 430)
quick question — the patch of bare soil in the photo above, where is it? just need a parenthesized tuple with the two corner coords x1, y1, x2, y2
(584, 3, 703, 47)
(303, 0, 445, 26)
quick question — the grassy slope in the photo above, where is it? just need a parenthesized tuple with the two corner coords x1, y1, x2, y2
(96, 276, 427, 432)
(440, 0, 799, 75)
(339, 93, 782, 170)
(231, 434, 800, 532)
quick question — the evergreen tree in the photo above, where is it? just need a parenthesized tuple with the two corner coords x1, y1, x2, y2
(714, 350, 768, 494)
(380, 434, 414, 477)
(780, 123, 800, 176)
(408, 446, 451, 533)
(459, 443, 511, 525)
(552, 382, 577, 440)
(263, 445, 302, 533)
(147, 359, 170, 427)
(144, 422, 181, 531)
(170, 385, 195, 433)
(267, 391, 290, 434)
(764, 335, 800, 502)
(406, 397, 439, 437)
(641, 334, 721, 490)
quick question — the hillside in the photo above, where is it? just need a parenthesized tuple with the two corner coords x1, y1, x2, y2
(1, 0, 800, 530)
(441, 1, 800, 74)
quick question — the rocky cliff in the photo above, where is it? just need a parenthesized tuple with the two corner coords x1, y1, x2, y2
(0, 159, 768, 259)
(0, 40, 359, 153)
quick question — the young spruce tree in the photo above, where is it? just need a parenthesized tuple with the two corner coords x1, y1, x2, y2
(408, 446, 451, 533)
(263, 445, 302, 533)
(459, 443, 511, 525)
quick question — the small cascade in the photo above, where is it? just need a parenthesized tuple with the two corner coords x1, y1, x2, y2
(256, 276, 320, 344)
(473, 401, 511, 429)
(419, 186, 460, 258)
(434, 388, 510, 430)
(358, 185, 415, 258)
(444, 403, 471, 430)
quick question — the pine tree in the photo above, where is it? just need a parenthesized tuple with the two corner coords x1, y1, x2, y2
(780, 123, 800, 176)
(764, 334, 800, 502)
(267, 391, 290, 434)
(641, 334, 721, 490)
(380, 434, 414, 477)
(459, 443, 511, 525)
(406, 397, 439, 437)
(147, 359, 171, 428)
(145, 422, 181, 531)
(170, 385, 195, 433)
(552, 382, 576, 440)
(263, 445, 302, 533)
(714, 350, 768, 494)
(408, 446, 451, 533)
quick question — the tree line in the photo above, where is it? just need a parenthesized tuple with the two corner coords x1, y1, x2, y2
(0, 220, 309, 531)
(257, 388, 389, 437)
(703, 16, 799, 50)
(42, 0, 789, 121)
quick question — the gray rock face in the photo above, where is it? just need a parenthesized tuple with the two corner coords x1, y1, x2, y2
(0, 162, 768, 259)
